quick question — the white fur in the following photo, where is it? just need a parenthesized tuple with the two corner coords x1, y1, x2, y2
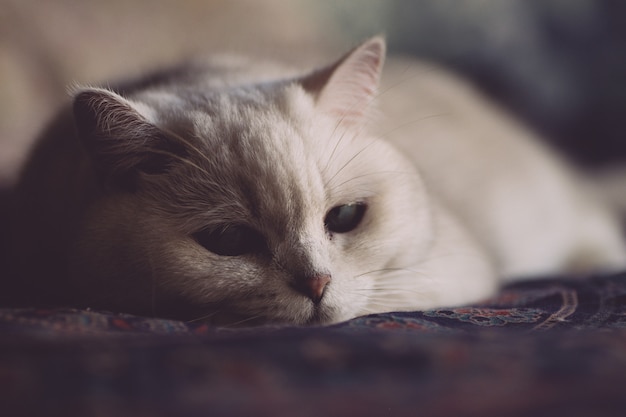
(10, 37, 626, 325)
(376, 57, 626, 279)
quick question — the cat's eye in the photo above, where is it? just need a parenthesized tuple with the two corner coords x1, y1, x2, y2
(324, 203, 367, 234)
(193, 225, 265, 256)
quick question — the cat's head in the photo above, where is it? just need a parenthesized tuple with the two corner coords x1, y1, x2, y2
(71, 37, 434, 325)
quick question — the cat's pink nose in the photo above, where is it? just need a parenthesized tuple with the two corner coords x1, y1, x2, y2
(294, 274, 331, 303)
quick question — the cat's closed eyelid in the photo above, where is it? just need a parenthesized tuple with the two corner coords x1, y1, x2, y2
(192, 225, 266, 257)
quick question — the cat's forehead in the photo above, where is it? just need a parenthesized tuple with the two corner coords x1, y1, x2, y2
(185, 87, 316, 179)
(145, 83, 386, 233)
(143, 84, 308, 144)
(151, 86, 331, 231)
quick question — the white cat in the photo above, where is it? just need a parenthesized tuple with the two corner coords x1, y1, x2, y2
(4, 37, 625, 325)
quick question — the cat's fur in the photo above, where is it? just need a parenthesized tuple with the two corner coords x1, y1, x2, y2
(3, 37, 625, 325)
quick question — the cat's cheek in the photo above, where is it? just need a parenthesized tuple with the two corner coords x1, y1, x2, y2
(147, 250, 312, 324)
(158, 248, 260, 295)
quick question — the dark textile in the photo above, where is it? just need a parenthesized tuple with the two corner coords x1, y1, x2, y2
(1, 274, 626, 416)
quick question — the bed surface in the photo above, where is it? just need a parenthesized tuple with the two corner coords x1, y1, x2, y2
(2, 273, 625, 416)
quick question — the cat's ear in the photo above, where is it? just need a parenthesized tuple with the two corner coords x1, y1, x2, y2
(73, 87, 185, 190)
(301, 36, 385, 124)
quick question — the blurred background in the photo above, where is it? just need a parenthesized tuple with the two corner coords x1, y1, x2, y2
(1, 0, 625, 186)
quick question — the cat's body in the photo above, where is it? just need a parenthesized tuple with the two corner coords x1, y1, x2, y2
(3, 38, 625, 325)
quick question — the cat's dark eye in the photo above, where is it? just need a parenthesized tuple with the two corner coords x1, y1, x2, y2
(193, 225, 265, 256)
(324, 203, 367, 234)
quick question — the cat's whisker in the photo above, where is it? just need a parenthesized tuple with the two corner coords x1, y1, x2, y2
(326, 170, 414, 193)
(325, 53, 422, 130)
(223, 313, 266, 328)
(322, 122, 362, 179)
(322, 89, 380, 177)
(357, 301, 411, 315)
(146, 149, 211, 177)
(161, 128, 216, 168)
(341, 293, 393, 313)
(419, 249, 487, 264)
(353, 266, 422, 279)
(322, 118, 350, 175)
(185, 310, 221, 324)
(321, 95, 370, 176)
(362, 298, 412, 308)
(324, 138, 378, 188)
(335, 62, 440, 141)
(362, 280, 432, 290)
(365, 277, 435, 291)
(349, 288, 427, 299)
(373, 63, 442, 102)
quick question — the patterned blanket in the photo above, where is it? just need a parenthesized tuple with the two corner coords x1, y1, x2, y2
(1, 274, 625, 416)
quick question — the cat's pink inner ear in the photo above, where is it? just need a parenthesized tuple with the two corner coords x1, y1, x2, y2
(301, 36, 386, 124)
